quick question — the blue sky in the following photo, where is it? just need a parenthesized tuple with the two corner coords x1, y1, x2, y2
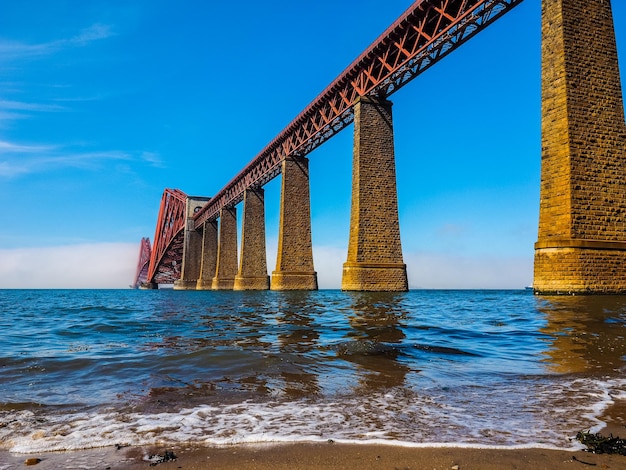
(0, 0, 624, 288)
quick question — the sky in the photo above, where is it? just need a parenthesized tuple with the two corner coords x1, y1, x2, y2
(0, 0, 625, 289)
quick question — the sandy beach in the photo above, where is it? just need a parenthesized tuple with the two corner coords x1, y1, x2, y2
(4, 390, 625, 470)
(3, 408, 624, 470)
(4, 442, 625, 470)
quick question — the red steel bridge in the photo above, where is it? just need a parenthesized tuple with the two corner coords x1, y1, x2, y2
(135, 0, 524, 288)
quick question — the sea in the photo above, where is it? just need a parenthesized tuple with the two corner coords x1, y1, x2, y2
(1, 289, 625, 462)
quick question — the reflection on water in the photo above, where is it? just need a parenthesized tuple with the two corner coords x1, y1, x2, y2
(1, 289, 626, 452)
(275, 292, 321, 398)
(538, 295, 626, 374)
(343, 292, 410, 391)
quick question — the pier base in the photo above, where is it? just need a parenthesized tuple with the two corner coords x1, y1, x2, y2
(534, 242, 626, 294)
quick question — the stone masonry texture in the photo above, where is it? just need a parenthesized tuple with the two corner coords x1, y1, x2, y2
(534, 0, 626, 293)
(234, 187, 270, 290)
(174, 197, 209, 290)
(196, 220, 218, 290)
(271, 156, 318, 290)
(342, 96, 408, 291)
(212, 207, 238, 290)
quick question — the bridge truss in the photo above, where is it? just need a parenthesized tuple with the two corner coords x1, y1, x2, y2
(142, 0, 524, 286)
(131, 237, 152, 288)
(145, 188, 187, 286)
(193, 0, 523, 228)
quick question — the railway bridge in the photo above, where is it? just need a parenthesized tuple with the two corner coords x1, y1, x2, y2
(133, 0, 626, 294)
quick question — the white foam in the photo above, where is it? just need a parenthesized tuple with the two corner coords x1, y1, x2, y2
(2, 375, 624, 454)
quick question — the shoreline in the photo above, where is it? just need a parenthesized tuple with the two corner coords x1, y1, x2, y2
(3, 442, 625, 470)
(3, 401, 624, 469)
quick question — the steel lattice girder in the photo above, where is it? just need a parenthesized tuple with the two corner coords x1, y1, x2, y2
(193, 0, 523, 229)
(131, 237, 152, 288)
(147, 188, 187, 284)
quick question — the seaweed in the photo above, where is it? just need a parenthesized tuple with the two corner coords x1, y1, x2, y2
(145, 450, 177, 466)
(576, 430, 626, 455)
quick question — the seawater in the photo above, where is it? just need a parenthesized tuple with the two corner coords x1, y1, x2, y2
(1, 289, 625, 455)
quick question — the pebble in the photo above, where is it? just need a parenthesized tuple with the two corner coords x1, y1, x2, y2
(24, 458, 42, 466)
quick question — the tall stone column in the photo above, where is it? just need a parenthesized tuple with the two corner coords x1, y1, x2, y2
(271, 156, 318, 290)
(173, 197, 211, 290)
(212, 206, 238, 290)
(234, 187, 270, 290)
(342, 96, 408, 291)
(534, 0, 626, 294)
(196, 220, 218, 290)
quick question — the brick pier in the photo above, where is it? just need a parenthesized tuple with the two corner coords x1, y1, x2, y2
(173, 197, 211, 290)
(234, 187, 270, 290)
(196, 220, 218, 290)
(271, 156, 318, 290)
(212, 207, 239, 290)
(342, 96, 408, 291)
(534, 0, 626, 294)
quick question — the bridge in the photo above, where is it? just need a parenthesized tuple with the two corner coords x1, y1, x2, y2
(133, 0, 626, 294)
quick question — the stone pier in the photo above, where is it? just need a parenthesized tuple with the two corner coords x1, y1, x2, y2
(271, 156, 318, 290)
(196, 220, 218, 290)
(212, 207, 238, 290)
(534, 0, 626, 294)
(173, 196, 211, 290)
(234, 187, 270, 290)
(342, 96, 408, 291)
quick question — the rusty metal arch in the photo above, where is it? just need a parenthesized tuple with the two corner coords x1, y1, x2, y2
(131, 237, 152, 289)
(146, 189, 187, 286)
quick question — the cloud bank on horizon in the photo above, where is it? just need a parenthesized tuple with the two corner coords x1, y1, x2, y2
(0, 243, 531, 290)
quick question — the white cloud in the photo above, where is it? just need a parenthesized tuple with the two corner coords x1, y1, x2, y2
(0, 100, 65, 113)
(0, 161, 30, 178)
(298, 245, 532, 290)
(313, 246, 344, 289)
(71, 24, 114, 45)
(0, 143, 140, 178)
(0, 140, 54, 154)
(404, 251, 533, 289)
(0, 23, 114, 62)
(0, 243, 533, 290)
(0, 243, 137, 289)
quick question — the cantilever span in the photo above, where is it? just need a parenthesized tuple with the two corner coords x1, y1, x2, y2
(193, 0, 524, 228)
(144, 189, 187, 288)
(130, 237, 151, 289)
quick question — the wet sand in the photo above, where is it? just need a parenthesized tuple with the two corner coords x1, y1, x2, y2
(5, 443, 624, 470)
(4, 403, 624, 470)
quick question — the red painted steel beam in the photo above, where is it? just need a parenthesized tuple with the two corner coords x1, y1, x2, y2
(146, 188, 187, 285)
(131, 237, 152, 288)
(193, 0, 523, 229)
